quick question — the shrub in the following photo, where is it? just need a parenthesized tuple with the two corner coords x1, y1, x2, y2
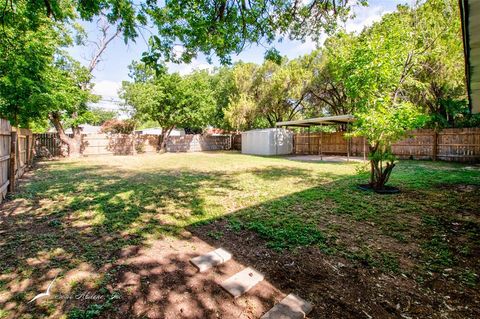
(100, 119, 136, 134)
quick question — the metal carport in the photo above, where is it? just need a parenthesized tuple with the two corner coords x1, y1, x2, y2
(275, 115, 365, 161)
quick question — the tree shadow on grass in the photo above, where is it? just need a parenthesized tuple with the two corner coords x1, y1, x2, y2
(188, 173, 480, 319)
(1, 159, 478, 318)
(0, 161, 243, 318)
(0, 160, 326, 318)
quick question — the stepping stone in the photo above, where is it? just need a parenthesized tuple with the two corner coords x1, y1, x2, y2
(190, 248, 232, 272)
(261, 294, 313, 319)
(220, 267, 264, 298)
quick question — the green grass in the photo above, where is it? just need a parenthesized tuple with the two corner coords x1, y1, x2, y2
(1, 152, 479, 316)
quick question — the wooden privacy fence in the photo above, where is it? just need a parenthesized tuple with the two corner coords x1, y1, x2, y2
(35, 133, 63, 157)
(34, 133, 234, 156)
(33, 128, 480, 162)
(0, 118, 34, 203)
(166, 134, 232, 152)
(293, 128, 480, 163)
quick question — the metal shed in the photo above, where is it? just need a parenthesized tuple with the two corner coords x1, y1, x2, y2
(241, 128, 293, 156)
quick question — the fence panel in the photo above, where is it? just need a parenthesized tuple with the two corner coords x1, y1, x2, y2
(16, 128, 31, 178)
(294, 132, 349, 155)
(166, 134, 232, 152)
(436, 128, 480, 161)
(35, 133, 62, 157)
(0, 119, 11, 203)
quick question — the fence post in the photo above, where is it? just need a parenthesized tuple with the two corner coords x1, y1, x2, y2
(30, 134, 36, 164)
(26, 134, 30, 166)
(132, 133, 137, 155)
(8, 130, 17, 192)
(432, 131, 438, 161)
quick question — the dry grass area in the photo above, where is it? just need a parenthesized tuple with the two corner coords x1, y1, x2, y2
(0, 152, 479, 319)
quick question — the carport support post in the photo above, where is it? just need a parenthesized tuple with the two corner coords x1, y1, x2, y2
(320, 128, 323, 160)
(308, 127, 311, 155)
(346, 123, 350, 162)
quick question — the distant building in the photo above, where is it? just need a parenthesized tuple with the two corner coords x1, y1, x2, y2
(49, 124, 103, 134)
(134, 127, 186, 136)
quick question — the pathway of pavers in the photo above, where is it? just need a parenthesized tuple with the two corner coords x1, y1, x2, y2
(190, 247, 312, 318)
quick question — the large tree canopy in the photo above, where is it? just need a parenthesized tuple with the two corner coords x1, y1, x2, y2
(6, 0, 355, 63)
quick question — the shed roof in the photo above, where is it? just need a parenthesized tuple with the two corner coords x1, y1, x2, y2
(275, 115, 355, 127)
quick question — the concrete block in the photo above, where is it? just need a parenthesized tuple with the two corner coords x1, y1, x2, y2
(220, 267, 264, 298)
(261, 294, 313, 319)
(190, 248, 232, 272)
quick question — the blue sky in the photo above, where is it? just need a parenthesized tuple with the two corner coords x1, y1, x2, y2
(68, 0, 415, 110)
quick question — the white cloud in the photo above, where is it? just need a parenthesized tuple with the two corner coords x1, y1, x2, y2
(167, 59, 214, 75)
(92, 80, 122, 99)
(172, 44, 186, 60)
(345, 5, 388, 34)
(90, 80, 124, 112)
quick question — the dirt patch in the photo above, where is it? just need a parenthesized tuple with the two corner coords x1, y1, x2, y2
(100, 236, 285, 319)
(191, 219, 480, 319)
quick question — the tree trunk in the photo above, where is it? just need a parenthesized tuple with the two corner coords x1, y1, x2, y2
(158, 126, 174, 153)
(49, 112, 83, 157)
(368, 143, 396, 190)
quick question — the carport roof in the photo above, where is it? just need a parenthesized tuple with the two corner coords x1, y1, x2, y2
(275, 115, 355, 127)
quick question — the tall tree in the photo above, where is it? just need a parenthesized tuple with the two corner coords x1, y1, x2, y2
(0, 2, 62, 126)
(121, 64, 215, 151)
(10, 1, 356, 64)
(225, 57, 313, 130)
(404, 0, 469, 128)
(48, 14, 123, 157)
(307, 36, 357, 120)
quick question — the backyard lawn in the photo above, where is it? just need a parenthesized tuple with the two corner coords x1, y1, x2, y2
(0, 152, 479, 318)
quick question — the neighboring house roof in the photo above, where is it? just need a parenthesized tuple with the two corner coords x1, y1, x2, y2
(63, 124, 103, 134)
(460, 0, 480, 113)
(134, 127, 186, 136)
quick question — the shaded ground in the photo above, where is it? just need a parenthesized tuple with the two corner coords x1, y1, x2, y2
(0, 152, 479, 318)
(285, 155, 365, 162)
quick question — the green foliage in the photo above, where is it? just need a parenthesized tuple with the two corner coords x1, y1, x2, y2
(264, 48, 283, 65)
(7, 1, 352, 65)
(353, 101, 426, 151)
(0, 3, 59, 126)
(224, 58, 313, 130)
(142, 1, 351, 64)
(0, 1, 97, 129)
(89, 107, 118, 126)
(308, 0, 467, 129)
(121, 63, 215, 141)
(209, 66, 236, 130)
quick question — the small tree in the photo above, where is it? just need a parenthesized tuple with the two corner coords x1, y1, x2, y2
(338, 5, 430, 190)
(352, 100, 424, 190)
